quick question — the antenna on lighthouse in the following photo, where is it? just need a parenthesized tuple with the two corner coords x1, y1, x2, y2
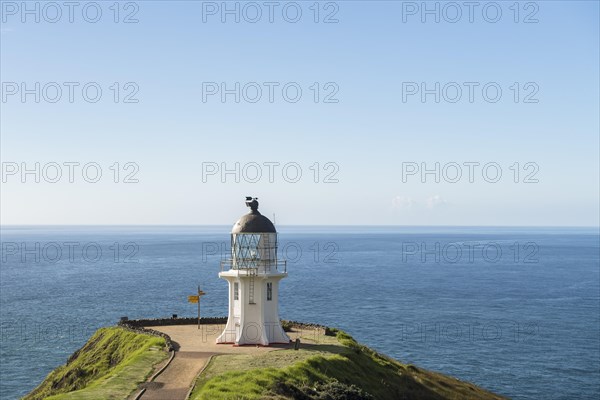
(273, 213, 276, 226)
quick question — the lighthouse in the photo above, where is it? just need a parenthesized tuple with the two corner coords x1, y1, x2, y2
(216, 197, 291, 346)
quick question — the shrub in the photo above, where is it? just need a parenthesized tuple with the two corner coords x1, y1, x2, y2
(271, 379, 374, 400)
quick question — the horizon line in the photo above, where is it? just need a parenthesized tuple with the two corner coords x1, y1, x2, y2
(1, 224, 598, 229)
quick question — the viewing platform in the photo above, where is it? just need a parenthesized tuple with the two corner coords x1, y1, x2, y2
(219, 259, 287, 274)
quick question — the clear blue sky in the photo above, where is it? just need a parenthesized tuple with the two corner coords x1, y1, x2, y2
(1, 1, 598, 226)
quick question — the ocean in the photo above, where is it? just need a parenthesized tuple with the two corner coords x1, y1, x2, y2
(0, 226, 598, 399)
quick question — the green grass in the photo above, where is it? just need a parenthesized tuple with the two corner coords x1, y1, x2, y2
(24, 324, 505, 400)
(24, 327, 168, 400)
(190, 329, 506, 400)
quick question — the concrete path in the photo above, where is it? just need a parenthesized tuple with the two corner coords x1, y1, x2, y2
(138, 324, 296, 400)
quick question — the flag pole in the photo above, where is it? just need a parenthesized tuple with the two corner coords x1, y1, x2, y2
(197, 284, 201, 329)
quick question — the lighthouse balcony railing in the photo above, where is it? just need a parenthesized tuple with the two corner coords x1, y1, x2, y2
(220, 259, 287, 274)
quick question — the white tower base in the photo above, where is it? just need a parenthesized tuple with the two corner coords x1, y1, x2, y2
(216, 269, 290, 346)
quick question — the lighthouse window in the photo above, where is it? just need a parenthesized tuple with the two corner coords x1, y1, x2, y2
(234, 282, 239, 300)
(233, 234, 264, 269)
(267, 282, 272, 301)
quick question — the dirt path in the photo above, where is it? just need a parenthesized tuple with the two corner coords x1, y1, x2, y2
(139, 324, 293, 400)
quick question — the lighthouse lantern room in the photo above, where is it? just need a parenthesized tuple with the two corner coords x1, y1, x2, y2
(216, 197, 290, 345)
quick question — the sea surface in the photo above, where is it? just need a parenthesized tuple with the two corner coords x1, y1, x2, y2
(0, 226, 598, 399)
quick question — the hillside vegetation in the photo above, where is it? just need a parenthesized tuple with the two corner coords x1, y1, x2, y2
(189, 328, 505, 400)
(24, 324, 505, 400)
(24, 327, 168, 400)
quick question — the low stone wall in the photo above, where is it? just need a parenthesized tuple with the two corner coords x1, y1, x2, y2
(116, 317, 335, 350)
(280, 320, 335, 336)
(121, 316, 228, 327)
(117, 316, 228, 351)
(116, 324, 175, 351)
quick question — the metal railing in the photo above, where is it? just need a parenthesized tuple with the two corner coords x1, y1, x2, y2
(220, 259, 287, 273)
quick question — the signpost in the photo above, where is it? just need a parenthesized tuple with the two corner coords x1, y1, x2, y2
(188, 286, 206, 329)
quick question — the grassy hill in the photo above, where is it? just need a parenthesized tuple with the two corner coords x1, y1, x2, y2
(24, 324, 505, 400)
(23, 327, 168, 400)
(189, 327, 505, 400)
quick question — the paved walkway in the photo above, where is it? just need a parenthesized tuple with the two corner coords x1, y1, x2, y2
(138, 324, 296, 400)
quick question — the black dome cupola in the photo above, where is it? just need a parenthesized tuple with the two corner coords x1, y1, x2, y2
(232, 196, 276, 234)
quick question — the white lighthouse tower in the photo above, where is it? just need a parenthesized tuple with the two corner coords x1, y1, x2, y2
(216, 197, 290, 346)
